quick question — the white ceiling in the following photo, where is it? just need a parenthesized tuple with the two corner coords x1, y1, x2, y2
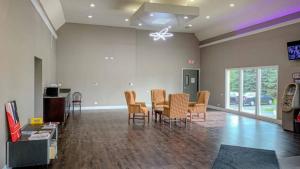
(51, 0, 300, 41)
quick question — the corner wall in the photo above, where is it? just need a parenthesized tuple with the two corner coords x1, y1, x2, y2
(200, 22, 300, 120)
(0, 0, 57, 167)
(56, 23, 200, 107)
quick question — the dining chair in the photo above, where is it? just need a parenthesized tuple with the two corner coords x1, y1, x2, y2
(151, 89, 168, 115)
(162, 93, 189, 128)
(124, 91, 149, 123)
(72, 92, 82, 113)
(188, 91, 210, 121)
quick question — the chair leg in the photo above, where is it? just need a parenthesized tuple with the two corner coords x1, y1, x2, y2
(190, 112, 192, 122)
(148, 111, 150, 123)
(204, 112, 206, 121)
(133, 113, 135, 123)
(169, 119, 171, 128)
(80, 104, 82, 113)
(72, 104, 74, 113)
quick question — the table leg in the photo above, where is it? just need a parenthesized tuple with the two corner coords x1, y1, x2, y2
(159, 113, 162, 123)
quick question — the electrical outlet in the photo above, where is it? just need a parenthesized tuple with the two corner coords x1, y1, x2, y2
(93, 82, 99, 86)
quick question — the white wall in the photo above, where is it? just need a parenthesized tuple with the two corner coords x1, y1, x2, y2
(0, 0, 57, 167)
(57, 23, 200, 107)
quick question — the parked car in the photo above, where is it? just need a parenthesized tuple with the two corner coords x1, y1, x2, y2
(230, 92, 239, 105)
(230, 92, 274, 106)
(243, 92, 274, 106)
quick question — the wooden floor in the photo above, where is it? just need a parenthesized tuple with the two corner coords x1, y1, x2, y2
(43, 109, 300, 169)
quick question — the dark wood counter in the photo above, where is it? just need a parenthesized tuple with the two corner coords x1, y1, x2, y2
(43, 92, 71, 124)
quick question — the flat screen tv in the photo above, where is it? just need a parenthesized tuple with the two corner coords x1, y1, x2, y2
(287, 40, 300, 60)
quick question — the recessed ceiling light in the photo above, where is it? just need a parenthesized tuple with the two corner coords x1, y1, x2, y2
(150, 13, 154, 17)
(125, 18, 129, 22)
(90, 3, 95, 7)
(188, 24, 192, 27)
(190, 0, 194, 2)
(206, 15, 210, 19)
(230, 3, 235, 7)
(138, 23, 142, 26)
(88, 15, 93, 19)
(184, 16, 189, 19)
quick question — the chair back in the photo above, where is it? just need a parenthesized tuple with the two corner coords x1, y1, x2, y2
(72, 92, 82, 102)
(151, 89, 166, 103)
(197, 91, 210, 106)
(168, 93, 189, 118)
(131, 90, 136, 102)
(124, 91, 135, 106)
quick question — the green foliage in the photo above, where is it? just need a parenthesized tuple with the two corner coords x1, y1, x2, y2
(261, 68, 278, 97)
(230, 70, 239, 92)
(229, 68, 278, 98)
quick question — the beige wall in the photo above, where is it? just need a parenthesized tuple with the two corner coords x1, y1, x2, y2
(0, 0, 57, 167)
(200, 22, 300, 120)
(57, 23, 200, 107)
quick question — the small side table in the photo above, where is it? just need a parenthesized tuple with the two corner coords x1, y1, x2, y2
(154, 109, 163, 123)
(6, 124, 58, 168)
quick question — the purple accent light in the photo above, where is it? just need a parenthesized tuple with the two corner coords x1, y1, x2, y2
(235, 3, 300, 30)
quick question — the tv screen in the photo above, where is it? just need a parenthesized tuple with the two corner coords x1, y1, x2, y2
(287, 40, 300, 60)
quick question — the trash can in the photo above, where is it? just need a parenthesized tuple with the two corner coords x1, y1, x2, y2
(294, 120, 300, 133)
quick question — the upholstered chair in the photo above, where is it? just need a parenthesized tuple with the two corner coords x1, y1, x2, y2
(124, 91, 149, 123)
(188, 91, 210, 122)
(163, 93, 189, 128)
(151, 89, 168, 114)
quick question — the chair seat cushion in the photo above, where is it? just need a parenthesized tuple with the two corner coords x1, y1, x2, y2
(140, 106, 148, 113)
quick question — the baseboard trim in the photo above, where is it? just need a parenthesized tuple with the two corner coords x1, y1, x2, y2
(208, 105, 282, 125)
(81, 104, 152, 111)
(81, 105, 127, 110)
(2, 165, 11, 169)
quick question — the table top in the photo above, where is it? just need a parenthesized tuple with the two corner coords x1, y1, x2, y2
(13, 124, 57, 142)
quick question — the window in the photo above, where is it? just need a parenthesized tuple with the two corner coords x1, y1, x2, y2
(259, 67, 278, 118)
(242, 69, 257, 114)
(226, 69, 240, 111)
(226, 66, 278, 119)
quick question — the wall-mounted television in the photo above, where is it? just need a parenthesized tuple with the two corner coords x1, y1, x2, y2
(287, 40, 300, 60)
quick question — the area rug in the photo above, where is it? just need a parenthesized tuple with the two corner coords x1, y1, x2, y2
(193, 111, 227, 128)
(212, 145, 280, 169)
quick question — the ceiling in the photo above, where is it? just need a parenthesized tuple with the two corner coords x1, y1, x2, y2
(46, 0, 300, 41)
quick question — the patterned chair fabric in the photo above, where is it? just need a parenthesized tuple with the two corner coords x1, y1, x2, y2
(163, 93, 189, 119)
(188, 91, 210, 120)
(151, 89, 168, 111)
(124, 91, 148, 114)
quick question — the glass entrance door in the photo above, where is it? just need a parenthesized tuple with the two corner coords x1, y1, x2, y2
(226, 66, 278, 119)
(241, 69, 257, 114)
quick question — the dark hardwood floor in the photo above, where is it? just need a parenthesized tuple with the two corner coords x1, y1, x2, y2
(45, 109, 300, 169)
